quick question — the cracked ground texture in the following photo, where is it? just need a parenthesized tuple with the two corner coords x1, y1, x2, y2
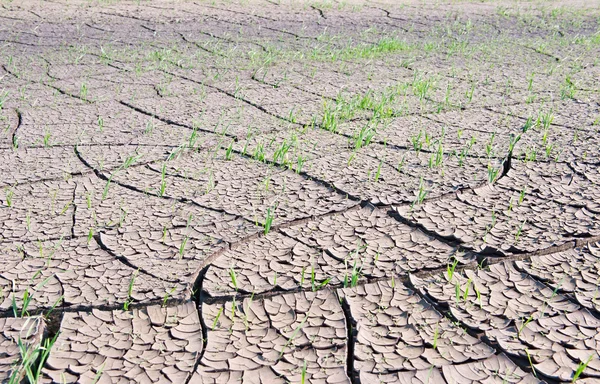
(1, 0, 600, 382)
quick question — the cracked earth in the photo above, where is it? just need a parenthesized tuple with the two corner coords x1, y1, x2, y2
(1, 0, 600, 383)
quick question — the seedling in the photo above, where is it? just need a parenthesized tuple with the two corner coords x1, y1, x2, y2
(5, 188, 14, 207)
(159, 286, 176, 307)
(432, 326, 439, 349)
(102, 172, 116, 201)
(487, 163, 500, 184)
(296, 155, 306, 173)
(518, 187, 526, 205)
(518, 315, 533, 337)
(0, 90, 8, 110)
(410, 131, 423, 154)
(43, 131, 51, 147)
(9, 330, 59, 384)
(572, 354, 594, 382)
(225, 141, 234, 160)
(212, 307, 223, 330)
(447, 258, 459, 280)
(279, 313, 309, 358)
(560, 75, 575, 100)
(515, 220, 526, 242)
(540, 110, 554, 130)
(159, 163, 167, 197)
(354, 124, 376, 150)
(321, 102, 339, 133)
(178, 236, 188, 259)
(474, 284, 482, 308)
(525, 348, 537, 378)
(465, 82, 475, 102)
(397, 155, 406, 172)
(462, 278, 472, 302)
(508, 134, 521, 153)
(374, 160, 383, 182)
(454, 281, 461, 304)
(344, 259, 363, 288)
(122, 153, 142, 169)
(91, 364, 105, 384)
(253, 142, 266, 162)
(485, 133, 496, 158)
(80, 82, 88, 99)
(411, 177, 428, 208)
(301, 360, 307, 384)
(229, 267, 238, 291)
(263, 206, 275, 235)
(123, 269, 139, 311)
(527, 72, 534, 91)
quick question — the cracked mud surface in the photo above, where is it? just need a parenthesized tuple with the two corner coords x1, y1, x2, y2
(1, 0, 600, 382)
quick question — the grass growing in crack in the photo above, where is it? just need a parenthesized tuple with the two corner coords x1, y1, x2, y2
(102, 172, 116, 201)
(263, 206, 275, 235)
(432, 326, 439, 349)
(159, 163, 167, 197)
(428, 143, 444, 168)
(123, 269, 139, 311)
(572, 354, 594, 382)
(485, 133, 496, 158)
(273, 140, 293, 166)
(162, 286, 177, 308)
(518, 315, 533, 338)
(410, 131, 423, 154)
(253, 142, 266, 162)
(212, 307, 223, 331)
(539, 110, 554, 131)
(525, 348, 538, 378)
(178, 236, 188, 259)
(91, 364, 105, 384)
(397, 155, 406, 172)
(343, 259, 363, 288)
(279, 313, 309, 358)
(410, 177, 428, 209)
(518, 187, 526, 205)
(487, 163, 501, 184)
(122, 153, 142, 169)
(462, 278, 472, 302)
(225, 141, 234, 160)
(5, 188, 14, 207)
(560, 75, 576, 100)
(447, 258, 459, 280)
(465, 82, 475, 103)
(353, 124, 376, 150)
(296, 154, 306, 173)
(97, 116, 104, 131)
(301, 360, 307, 384)
(475, 284, 482, 308)
(42, 131, 51, 147)
(522, 117, 534, 133)
(515, 219, 526, 242)
(321, 101, 339, 133)
(80, 82, 88, 99)
(9, 330, 59, 384)
(229, 267, 238, 291)
(0, 90, 8, 110)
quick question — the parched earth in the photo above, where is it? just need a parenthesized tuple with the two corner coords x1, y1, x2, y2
(1, 0, 600, 383)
